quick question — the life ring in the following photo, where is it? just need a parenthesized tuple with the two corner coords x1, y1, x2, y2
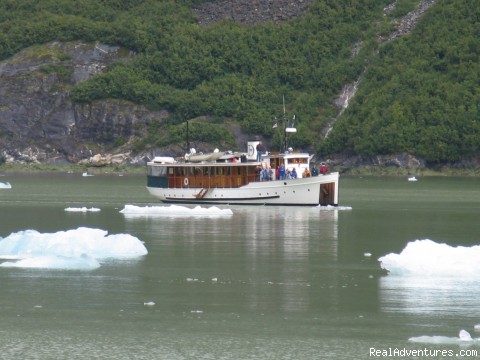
(184, 177, 189, 186)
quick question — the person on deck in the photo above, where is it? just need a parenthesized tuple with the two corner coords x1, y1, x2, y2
(255, 165, 262, 181)
(267, 166, 274, 181)
(311, 164, 319, 177)
(278, 163, 286, 180)
(291, 168, 298, 179)
(302, 168, 311, 177)
(256, 141, 265, 162)
(320, 162, 328, 175)
(261, 166, 268, 181)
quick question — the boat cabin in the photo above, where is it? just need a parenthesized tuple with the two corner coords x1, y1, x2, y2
(147, 159, 259, 189)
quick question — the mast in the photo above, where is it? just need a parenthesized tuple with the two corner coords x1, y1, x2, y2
(185, 120, 190, 154)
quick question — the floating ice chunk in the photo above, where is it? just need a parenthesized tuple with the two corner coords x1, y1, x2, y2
(65, 207, 101, 212)
(82, 172, 94, 177)
(144, 301, 155, 306)
(379, 239, 480, 277)
(316, 205, 352, 211)
(409, 329, 478, 344)
(120, 204, 233, 217)
(459, 329, 473, 341)
(0, 227, 147, 270)
(364, 252, 372, 257)
(475, 324, 480, 331)
(0, 182, 12, 189)
(408, 176, 418, 182)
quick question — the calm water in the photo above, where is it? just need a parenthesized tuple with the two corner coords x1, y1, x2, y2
(0, 172, 480, 359)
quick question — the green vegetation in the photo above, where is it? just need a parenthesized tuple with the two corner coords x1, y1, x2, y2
(1, 0, 479, 164)
(322, 0, 480, 164)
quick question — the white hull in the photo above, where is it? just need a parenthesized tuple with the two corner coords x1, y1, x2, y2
(147, 172, 339, 206)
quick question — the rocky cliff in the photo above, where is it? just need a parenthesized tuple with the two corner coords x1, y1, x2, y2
(0, 41, 169, 165)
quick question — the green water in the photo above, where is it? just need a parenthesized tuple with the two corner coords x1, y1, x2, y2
(0, 173, 479, 359)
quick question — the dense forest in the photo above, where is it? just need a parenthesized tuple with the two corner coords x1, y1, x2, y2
(0, 0, 478, 164)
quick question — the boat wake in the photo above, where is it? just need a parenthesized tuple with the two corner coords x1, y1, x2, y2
(120, 204, 233, 218)
(0, 227, 147, 270)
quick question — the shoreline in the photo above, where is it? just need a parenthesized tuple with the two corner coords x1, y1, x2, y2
(0, 163, 146, 175)
(1, 163, 480, 177)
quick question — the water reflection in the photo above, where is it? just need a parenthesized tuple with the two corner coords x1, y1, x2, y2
(123, 206, 340, 313)
(380, 276, 480, 315)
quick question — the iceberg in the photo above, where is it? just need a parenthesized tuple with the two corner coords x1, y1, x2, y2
(0, 227, 147, 270)
(378, 239, 480, 277)
(120, 204, 233, 217)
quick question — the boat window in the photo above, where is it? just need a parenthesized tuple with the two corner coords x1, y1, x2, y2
(194, 167, 201, 176)
(147, 165, 167, 177)
(188, 167, 194, 176)
(168, 168, 174, 175)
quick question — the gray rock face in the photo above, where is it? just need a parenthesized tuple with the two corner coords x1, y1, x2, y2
(0, 41, 167, 165)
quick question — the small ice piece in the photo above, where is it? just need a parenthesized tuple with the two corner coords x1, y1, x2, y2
(474, 324, 480, 331)
(408, 176, 418, 181)
(120, 204, 233, 217)
(143, 301, 155, 306)
(364, 252, 372, 257)
(65, 207, 101, 212)
(0, 182, 12, 189)
(459, 329, 472, 341)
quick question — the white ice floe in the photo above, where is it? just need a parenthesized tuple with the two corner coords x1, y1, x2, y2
(0, 182, 12, 189)
(316, 205, 352, 211)
(0, 227, 147, 270)
(409, 329, 478, 344)
(408, 176, 418, 182)
(65, 207, 101, 212)
(120, 204, 233, 217)
(82, 172, 94, 177)
(379, 239, 480, 277)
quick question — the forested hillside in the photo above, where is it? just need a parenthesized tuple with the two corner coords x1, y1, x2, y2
(0, 0, 478, 166)
(324, 0, 480, 163)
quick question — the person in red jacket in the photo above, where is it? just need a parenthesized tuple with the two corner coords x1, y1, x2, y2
(320, 162, 328, 175)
